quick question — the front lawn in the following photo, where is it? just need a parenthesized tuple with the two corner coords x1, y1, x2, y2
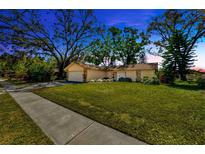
(34, 82, 205, 144)
(0, 93, 53, 144)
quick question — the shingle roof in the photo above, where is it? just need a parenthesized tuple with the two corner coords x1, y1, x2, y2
(111, 63, 158, 70)
(64, 62, 158, 72)
(198, 69, 205, 73)
(191, 67, 205, 73)
(76, 62, 106, 70)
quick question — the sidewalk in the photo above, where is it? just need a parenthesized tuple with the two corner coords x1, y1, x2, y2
(2, 81, 146, 145)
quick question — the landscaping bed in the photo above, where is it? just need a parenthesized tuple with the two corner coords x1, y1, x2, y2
(0, 93, 53, 144)
(34, 82, 205, 144)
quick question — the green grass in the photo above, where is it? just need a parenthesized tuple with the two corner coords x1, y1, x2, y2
(170, 80, 201, 91)
(33, 82, 205, 144)
(0, 93, 53, 144)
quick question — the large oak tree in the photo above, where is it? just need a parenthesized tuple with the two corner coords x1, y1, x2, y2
(85, 26, 150, 66)
(0, 10, 97, 78)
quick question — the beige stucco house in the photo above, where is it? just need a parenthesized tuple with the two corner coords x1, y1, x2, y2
(64, 62, 158, 82)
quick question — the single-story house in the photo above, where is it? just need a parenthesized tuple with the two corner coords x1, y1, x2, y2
(189, 68, 205, 80)
(196, 69, 205, 79)
(64, 62, 158, 82)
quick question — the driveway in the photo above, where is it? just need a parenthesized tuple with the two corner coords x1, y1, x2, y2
(2, 80, 69, 92)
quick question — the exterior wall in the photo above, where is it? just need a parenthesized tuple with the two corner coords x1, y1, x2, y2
(86, 69, 107, 81)
(65, 63, 157, 82)
(106, 71, 114, 79)
(116, 71, 126, 80)
(116, 71, 138, 81)
(140, 70, 155, 80)
(125, 71, 137, 81)
(136, 71, 141, 81)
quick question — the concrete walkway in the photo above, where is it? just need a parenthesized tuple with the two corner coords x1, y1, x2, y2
(1, 81, 146, 145)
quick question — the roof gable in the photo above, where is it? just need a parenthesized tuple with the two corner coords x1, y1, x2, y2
(64, 62, 84, 72)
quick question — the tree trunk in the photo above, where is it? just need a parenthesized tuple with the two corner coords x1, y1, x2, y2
(180, 73, 187, 81)
(57, 62, 66, 80)
(179, 62, 187, 81)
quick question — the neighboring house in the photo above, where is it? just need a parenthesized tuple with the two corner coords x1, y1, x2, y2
(190, 68, 205, 79)
(197, 69, 205, 79)
(64, 62, 158, 82)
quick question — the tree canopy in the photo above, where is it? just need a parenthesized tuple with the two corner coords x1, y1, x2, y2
(0, 10, 98, 78)
(0, 9, 205, 81)
(148, 10, 205, 81)
(85, 26, 150, 66)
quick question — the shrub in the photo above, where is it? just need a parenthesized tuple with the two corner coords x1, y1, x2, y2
(197, 78, 205, 89)
(50, 75, 57, 82)
(143, 76, 149, 82)
(187, 73, 199, 83)
(151, 76, 160, 85)
(102, 77, 109, 80)
(102, 78, 113, 82)
(12, 56, 28, 80)
(27, 57, 55, 82)
(118, 77, 132, 82)
(89, 79, 96, 82)
(143, 76, 160, 85)
(96, 79, 103, 82)
(159, 74, 174, 84)
(106, 79, 113, 82)
(90, 78, 113, 82)
(143, 80, 151, 85)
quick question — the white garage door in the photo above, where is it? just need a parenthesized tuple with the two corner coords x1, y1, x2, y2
(69, 71, 84, 82)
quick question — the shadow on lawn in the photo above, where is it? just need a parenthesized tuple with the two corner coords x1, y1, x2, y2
(168, 83, 203, 91)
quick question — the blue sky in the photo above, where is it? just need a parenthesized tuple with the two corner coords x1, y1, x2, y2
(94, 10, 165, 29)
(1, 10, 204, 68)
(93, 10, 205, 68)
